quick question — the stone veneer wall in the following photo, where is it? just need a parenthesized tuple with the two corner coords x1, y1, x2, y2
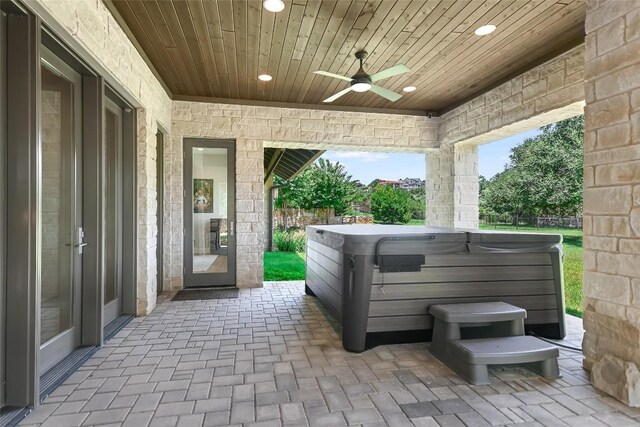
(426, 44, 587, 228)
(33, 0, 172, 315)
(425, 144, 479, 228)
(582, 0, 640, 406)
(169, 101, 440, 289)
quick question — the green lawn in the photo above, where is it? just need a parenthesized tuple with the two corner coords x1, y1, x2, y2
(263, 251, 306, 281)
(480, 225, 583, 317)
(264, 225, 583, 317)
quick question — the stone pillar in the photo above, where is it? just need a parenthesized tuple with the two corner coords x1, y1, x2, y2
(425, 144, 479, 228)
(136, 108, 158, 315)
(235, 139, 264, 288)
(582, 0, 640, 406)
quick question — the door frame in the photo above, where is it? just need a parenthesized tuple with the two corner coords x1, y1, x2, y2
(103, 85, 137, 319)
(183, 138, 236, 288)
(103, 96, 123, 325)
(0, 7, 7, 408)
(156, 129, 165, 294)
(38, 46, 84, 375)
(1, 1, 139, 408)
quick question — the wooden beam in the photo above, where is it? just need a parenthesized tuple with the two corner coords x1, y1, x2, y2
(264, 148, 285, 183)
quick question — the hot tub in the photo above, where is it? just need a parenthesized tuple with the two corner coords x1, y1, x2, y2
(305, 224, 565, 352)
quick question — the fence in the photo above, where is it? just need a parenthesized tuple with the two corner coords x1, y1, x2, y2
(339, 215, 374, 225)
(479, 214, 583, 230)
(273, 208, 339, 230)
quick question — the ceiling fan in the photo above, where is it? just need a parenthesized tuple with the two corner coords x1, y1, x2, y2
(313, 51, 409, 103)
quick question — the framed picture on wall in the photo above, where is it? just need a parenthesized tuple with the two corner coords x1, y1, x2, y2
(193, 178, 214, 213)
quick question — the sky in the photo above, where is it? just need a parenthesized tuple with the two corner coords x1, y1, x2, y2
(319, 128, 542, 185)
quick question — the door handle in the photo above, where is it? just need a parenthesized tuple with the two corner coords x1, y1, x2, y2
(74, 227, 88, 254)
(229, 221, 234, 236)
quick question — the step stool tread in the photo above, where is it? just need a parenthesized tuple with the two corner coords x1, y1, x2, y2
(429, 301, 526, 323)
(450, 336, 559, 365)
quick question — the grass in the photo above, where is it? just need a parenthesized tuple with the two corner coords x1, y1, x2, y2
(264, 225, 583, 317)
(264, 251, 306, 281)
(480, 225, 583, 318)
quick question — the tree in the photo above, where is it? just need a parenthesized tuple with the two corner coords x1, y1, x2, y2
(480, 116, 584, 216)
(408, 187, 426, 219)
(371, 184, 413, 224)
(274, 158, 364, 216)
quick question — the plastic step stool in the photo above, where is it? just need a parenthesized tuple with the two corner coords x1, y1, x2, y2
(429, 302, 526, 361)
(448, 336, 560, 385)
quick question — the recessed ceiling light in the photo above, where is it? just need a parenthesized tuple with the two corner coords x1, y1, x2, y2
(197, 148, 204, 151)
(263, 0, 285, 12)
(258, 74, 273, 81)
(403, 86, 416, 92)
(475, 25, 496, 36)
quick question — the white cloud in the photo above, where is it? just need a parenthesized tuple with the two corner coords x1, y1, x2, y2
(332, 151, 389, 162)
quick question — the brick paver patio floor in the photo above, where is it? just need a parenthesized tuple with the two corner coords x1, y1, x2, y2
(21, 281, 640, 426)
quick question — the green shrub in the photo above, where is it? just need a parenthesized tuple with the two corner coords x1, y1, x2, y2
(371, 184, 413, 224)
(273, 230, 306, 252)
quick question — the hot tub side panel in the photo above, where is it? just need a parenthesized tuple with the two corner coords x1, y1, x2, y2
(306, 238, 343, 323)
(366, 251, 564, 339)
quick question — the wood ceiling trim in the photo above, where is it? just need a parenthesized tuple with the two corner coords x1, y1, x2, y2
(364, 0, 515, 109)
(287, 0, 338, 103)
(322, 0, 440, 104)
(157, 0, 207, 95)
(369, 0, 584, 109)
(407, 1, 579, 100)
(351, 0, 484, 108)
(313, 0, 390, 103)
(187, 0, 222, 96)
(306, 0, 372, 103)
(293, 0, 354, 103)
(173, 94, 429, 116)
(390, 2, 584, 109)
(139, 1, 192, 94)
(271, 2, 307, 102)
(102, 0, 173, 97)
(108, 0, 586, 114)
(441, 34, 585, 115)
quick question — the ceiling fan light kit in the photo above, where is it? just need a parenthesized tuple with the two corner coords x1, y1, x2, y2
(314, 50, 409, 103)
(352, 82, 371, 92)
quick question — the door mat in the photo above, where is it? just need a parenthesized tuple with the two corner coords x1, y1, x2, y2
(172, 288, 239, 301)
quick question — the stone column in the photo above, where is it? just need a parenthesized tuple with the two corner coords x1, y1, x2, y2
(582, 0, 640, 406)
(235, 139, 264, 288)
(136, 108, 158, 315)
(425, 144, 479, 228)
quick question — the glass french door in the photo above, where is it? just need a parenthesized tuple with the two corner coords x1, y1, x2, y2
(183, 139, 236, 287)
(103, 98, 123, 325)
(39, 48, 83, 374)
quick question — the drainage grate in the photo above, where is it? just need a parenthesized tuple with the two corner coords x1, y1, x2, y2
(0, 406, 31, 427)
(172, 288, 239, 301)
(40, 346, 97, 402)
(104, 314, 134, 342)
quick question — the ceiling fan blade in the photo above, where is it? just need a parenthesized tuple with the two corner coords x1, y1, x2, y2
(323, 87, 352, 103)
(369, 85, 402, 102)
(370, 64, 409, 82)
(314, 71, 353, 82)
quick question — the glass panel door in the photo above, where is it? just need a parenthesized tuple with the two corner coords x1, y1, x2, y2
(39, 49, 83, 374)
(183, 139, 236, 287)
(103, 98, 123, 325)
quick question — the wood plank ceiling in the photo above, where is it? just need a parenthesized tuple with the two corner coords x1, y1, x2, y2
(110, 0, 585, 112)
